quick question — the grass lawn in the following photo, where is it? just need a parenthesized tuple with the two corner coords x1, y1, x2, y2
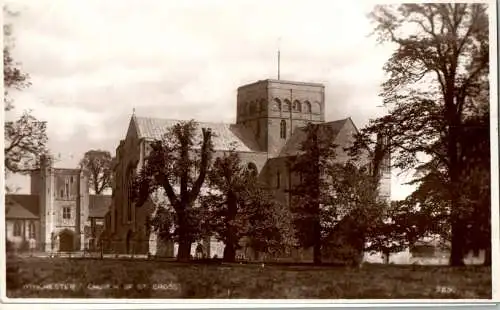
(6, 256, 491, 299)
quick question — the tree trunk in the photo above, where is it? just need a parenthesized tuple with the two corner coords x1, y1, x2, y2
(313, 219, 322, 265)
(383, 250, 390, 264)
(449, 219, 466, 266)
(177, 239, 192, 262)
(448, 116, 466, 267)
(223, 243, 236, 263)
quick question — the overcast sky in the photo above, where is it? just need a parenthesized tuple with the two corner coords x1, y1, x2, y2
(5, 0, 415, 199)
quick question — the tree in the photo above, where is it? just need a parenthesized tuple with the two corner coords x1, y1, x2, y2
(331, 127, 391, 265)
(288, 123, 339, 264)
(459, 108, 490, 266)
(405, 108, 491, 266)
(367, 4, 489, 266)
(4, 8, 29, 111)
(132, 120, 213, 262)
(324, 162, 386, 266)
(4, 9, 48, 175)
(364, 200, 435, 264)
(79, 150, 114, 194)
(202, 150, 282, 262)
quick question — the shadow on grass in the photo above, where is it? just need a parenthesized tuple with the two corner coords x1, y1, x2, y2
(6, 256, 492, 299)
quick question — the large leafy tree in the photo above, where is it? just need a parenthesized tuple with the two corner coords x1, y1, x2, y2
(79, 150, 114, 194)
(132, 120, 213, 262)
(288, 123, 339, 264)
(202, 150, 282, 262)
(4, 8, 48, 175)
(403, 107, 491, 266)
(365, 4, 489, 266)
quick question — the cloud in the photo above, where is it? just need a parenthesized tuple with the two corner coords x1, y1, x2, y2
(5, 0, 411, 197)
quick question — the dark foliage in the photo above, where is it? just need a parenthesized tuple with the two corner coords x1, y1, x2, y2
(79, 150, 114, 194)
(366, 4, 489, 266)
(132, 120, 214, 261)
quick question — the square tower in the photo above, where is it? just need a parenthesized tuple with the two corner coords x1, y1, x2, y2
(236, 79, 325, 157)
(32, 156, 89, 252)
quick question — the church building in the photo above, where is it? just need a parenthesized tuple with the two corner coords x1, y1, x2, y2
(103, 78, 391, 259)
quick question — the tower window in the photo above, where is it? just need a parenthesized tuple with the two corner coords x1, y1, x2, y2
(256, 121, 260, 138)
(272, 98, 281, 111)
(280, 120, 287, 139)
(249, 101, 256, 114)
(304, 101, 312, 113)
(276, 170, 281, 188)
(293, 100, 301, 112)
(63, 207, 71, 219)
(259, 99, 266, 112)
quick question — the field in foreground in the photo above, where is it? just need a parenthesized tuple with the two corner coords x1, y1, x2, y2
(6, 257, 491, 299)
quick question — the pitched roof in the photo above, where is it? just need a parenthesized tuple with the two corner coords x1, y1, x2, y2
(133, 116, 261, 152)
(279, 118, 351, 157)
(89, 195, 111, 218)
(5, 195, 40, 219)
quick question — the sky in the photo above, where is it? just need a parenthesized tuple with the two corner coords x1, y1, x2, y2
(4, 0, 416, 199)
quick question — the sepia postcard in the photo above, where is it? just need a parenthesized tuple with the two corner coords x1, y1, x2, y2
(1, 0, 498, 309)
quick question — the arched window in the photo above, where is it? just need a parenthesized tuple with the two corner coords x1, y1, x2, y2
(280, 120, 287, 139)
(247, 162, 258, 178)
(127, 166, 134, 222)
(28, 221, 36, 239)
(272, 98, 281, 111)
(256, 121, 260, 138)
(276, 170, 281, 188)
(249, 101, 256, 114)
(283, 99, 291, 112)
(293, 100, 301, 112)
(13, 221, 21, 237)
(304, 101, 312, 113)
(259, 99, 266, 112)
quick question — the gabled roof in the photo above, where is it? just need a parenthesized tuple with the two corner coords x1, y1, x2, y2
(132, 116, 260, 152)
(5, 195, 40, 219)
(89, 195, 111, 218)
(279, 118, 353, 157)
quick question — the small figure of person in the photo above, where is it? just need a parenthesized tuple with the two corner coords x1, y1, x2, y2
(54, 235, 60, 257)
(195, 243, 204, 260)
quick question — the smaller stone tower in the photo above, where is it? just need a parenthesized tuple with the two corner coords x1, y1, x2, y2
(33, 155, 89, 252)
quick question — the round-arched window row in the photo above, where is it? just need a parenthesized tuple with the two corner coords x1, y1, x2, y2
(241, 99, 269, 115)
(271, 98, 317, 113)
(241, 99, 319, 114)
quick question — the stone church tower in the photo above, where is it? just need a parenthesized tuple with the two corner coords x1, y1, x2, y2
(236, 79, 325, 157)
(30, 155, 89, 252)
